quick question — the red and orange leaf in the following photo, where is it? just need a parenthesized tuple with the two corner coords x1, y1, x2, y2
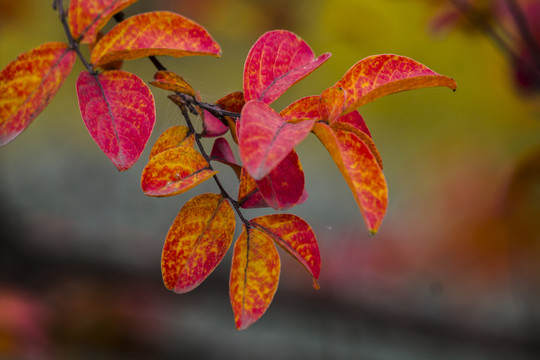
(280, 96, 322, 123)
(77, 70, 155, 171)
(255, 150, 306, 211)
(319, 86, 346, 124)
(251, 214, 320, 289)
(150, 70, 195, 96)
(337, 109, 372, 138)
(149, 125, 194, 159)
(313, 122, 387, 234)
(210, 137, 241, 178)
(229, 225, 280, 330)
(162, 193, 235, 293)
(243, 30, 331, 104)
(335, 54, 457, 114)
(68, 0, 138, 44)
(238, 168, 270, 209)
(90, 11, 221, 67)
(238, 100, 314, 180)
(332, 121, 383, 169)
(141, 146, 217, 197)
(0, 42, 75, 146)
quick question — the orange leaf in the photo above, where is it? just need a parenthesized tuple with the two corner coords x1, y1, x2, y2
(229, 225, 280, 330)
(332, 120, 383, 169)
(162, 193, 235, 293)
(68, 0, 138, 44)
(149, 125, 194, 160)
(76, 70, 155, 171)
(335, 54, 457, 114)
(141, 146, 217, 197)
(150, 70, 195, 96)
(313, 122, 387, 234)
(238, 167, 269, 209)
(319, 86, 346, 124)
(251, 214, 320, 289)
(90, 11, 221, 66)
(280, 96, 322, 123)
(0, 42, 75, 146)
(213, 91, 245, 143)
(238, 100, 314, 180)
(243, 30, 331, 104)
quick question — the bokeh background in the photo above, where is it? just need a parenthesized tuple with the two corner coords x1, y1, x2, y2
(2, 0, 540, 358)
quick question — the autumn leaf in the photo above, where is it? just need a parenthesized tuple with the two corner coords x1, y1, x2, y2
(313, 122, 387, 234)
(280, 96, 322, 123)
(90, 11, 221, 67)
(149, 125, 194, 160)
(76, 70, 155, 171)
(238, 100, 314, 180)
(210, 137, 242, 178)
(141, 146, 217, 197)
(0, 42, 75, 146)
(336, 109, 372, 138)
(243, 30, 331, 104)
(212, 91, 245, 143)
(251, 214, 320, 289)
(162, 193, 235, 293)
(201, 110, 229, 138)
(150, 70, 195, 96)
(230, 225, 280, 330)
(255, 150, 306, 211)
(332, 120, 383, 169)
(335, 54, 457, 114)
(68, 0, 137, 44)
(238, 167, 270, 209)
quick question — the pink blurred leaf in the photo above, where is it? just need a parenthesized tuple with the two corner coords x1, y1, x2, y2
(243, 30, 331, 104)
(76, 70, 155, 171)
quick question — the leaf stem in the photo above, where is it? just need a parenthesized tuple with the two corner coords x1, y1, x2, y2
(53, 0, 96, 75)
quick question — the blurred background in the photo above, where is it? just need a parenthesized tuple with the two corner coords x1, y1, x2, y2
(2, 0, 540, 358)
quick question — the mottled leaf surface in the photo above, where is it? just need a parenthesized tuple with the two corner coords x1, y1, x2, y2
(243, 30, 331, 104)
(68, 0, 137, 44)
(141, 146, 217, 197)
(150, 70, 195, 96)
(238, 168, 270, 209)
(162, 193, 235, 293)
(280, 96, 322, 123)
(238, 100, 314, 180)
(90, 11, 221, 66)
(230, 225, 280, 330)
(252, 214, 320, 288)
(313, 122, 387, 234)
(149, 125, 194, 159)
(335, 54, 457, 114)
(76, 70, 155, 170)
(0, 42, 75, 146)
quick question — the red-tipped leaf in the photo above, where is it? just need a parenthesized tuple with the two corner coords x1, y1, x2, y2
(76, 70, 155, 171)
(251, 214, 320, 289)
(243, 30, 331, 104)
(335, 54, 457, 114)
(0, 42, 75, 146)
(238, 100, 314, 180)
(90, 11, 221, 66)
(162, 193, 235, 293)
(230, 225, 280, 330)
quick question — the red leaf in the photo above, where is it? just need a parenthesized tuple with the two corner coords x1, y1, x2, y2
(313, 122, 387, 234)
(332, 120, 383, 169)
(213, 91, 245, 143)
(76, 70, 155, 171)
(255, 150, 306, 210)
(210, 137, 242, 178)
(162, 193, 235, 293)
(337, 109, 372, 138)
(335, 54, 457, 114)
(243, 30, 331, 104)
(0, 42, 75, 146)
(201, 110, 229, 138)
(68, 0, 138, 44)
(141, 146, 217, 197)
(238, 100, 314, 180)
(149, 125, 194, 160)
(251, 214, 320, 289)
(230, 225, 280, 330)
(90, 11, 221, 66)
